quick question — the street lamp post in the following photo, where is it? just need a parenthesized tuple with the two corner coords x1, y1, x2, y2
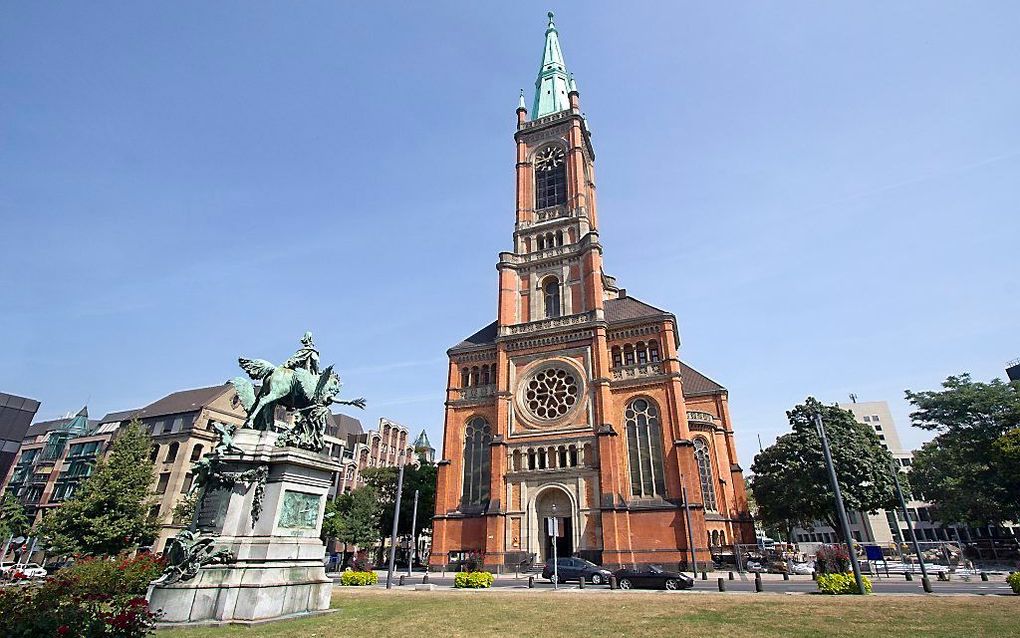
(385, 462, 405, 589)
(813, 412, 866, 594)
(889, 459, 930, 589)
(551, 503, 559, 590)
(407, 489, 419, 577)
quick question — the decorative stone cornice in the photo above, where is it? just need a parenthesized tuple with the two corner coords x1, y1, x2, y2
(686, 410, 716, 425)
(610, 362, 663, 381)
(458, 384, 496, 401)
(499, 310, 597, 337)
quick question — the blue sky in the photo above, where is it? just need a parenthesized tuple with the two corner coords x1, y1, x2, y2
(2, 2, 1017, 467)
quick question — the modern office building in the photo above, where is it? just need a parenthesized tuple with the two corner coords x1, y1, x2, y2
(0, 392, 40, 484)
(1007, 358, 1020, 382)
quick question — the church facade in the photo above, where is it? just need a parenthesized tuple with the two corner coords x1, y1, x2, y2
(430, 14, 754, 572)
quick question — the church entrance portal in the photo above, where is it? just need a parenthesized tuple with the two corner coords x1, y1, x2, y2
(536, 487, 573, 563)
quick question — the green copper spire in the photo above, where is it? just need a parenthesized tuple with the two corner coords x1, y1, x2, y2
(532, 11, 572, 119)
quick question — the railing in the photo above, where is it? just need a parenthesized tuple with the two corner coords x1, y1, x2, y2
(686, 411, 716, 425)
(458, 384, 496, 401)
(500, 311, 597, 337)
(610, 362, 663, 381)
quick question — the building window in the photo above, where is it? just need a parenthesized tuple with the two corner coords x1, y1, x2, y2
(149, 445, 160, 462)
(648, 341, 660, 362)
(624, 344, 635, 365)
(461, 367, 470, 387)
(190, 445, 204, 462)
(611, 346, 622, 368)
(164, 442, 179, 463)
(543, 277, 561, 318)
(694, 438, 718, 511)
(156, 473, 170, 493)
(534, 145, 567, 209)
(625, 398, 666, 498)
(461, 417, 492, 508)
(636, 341, 648, 364)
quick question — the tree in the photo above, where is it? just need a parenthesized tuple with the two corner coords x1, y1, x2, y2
(0, 491, 30, 539)
(37, 420, 158, 556)
(750, 398, 899, 539)
(322, 485, 381, 553)
(905, 374, 1020, 526)
(361, 460, 437, 543)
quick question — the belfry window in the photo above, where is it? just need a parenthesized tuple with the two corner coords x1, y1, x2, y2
(534, 145, 567, 209)
(625, 398, 666, 498)
(461, 417, 492, 508)
(694, 438, 718, 511)
(543, 277, 561, 318)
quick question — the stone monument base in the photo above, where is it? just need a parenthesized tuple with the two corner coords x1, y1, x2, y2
(149, 430, 338, 625)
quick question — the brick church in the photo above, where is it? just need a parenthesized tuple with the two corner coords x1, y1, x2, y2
(430, 14, 754, 572)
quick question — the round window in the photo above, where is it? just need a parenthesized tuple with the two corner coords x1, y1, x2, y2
(523, 366, 580, 420)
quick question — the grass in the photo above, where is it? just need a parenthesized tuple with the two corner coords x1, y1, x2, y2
(158, 589, 1020, 638)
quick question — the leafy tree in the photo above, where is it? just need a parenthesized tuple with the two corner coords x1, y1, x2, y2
(36, 420, 158, 556)
(362, 460, 437, 543)
(905, 374, 1020, 525)
(750, 398, 899, 539)
(322, 485, 381, 551)
(0, 491, 30, 539)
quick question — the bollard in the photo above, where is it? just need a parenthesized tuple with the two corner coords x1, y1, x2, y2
(922, 576, 932, 593)
(905, 573, 913, 581)
(754, 574, 763, 592)
(578, 577, 585, 590)
(528, 576, 535, 588)
(423, 573, 429, 584)
(717, 577, 726, 592)
(811, 571, 817, 581)
(610, 575, 617, 590)
(980, 572, 989, 582)
(399, 575, 406, 586)
(728, 571, 734, 580)
(701, 570, 707, 581)
(783, 572, 789, 581)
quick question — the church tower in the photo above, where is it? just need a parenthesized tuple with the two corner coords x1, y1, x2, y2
(431, 13, 754, 572)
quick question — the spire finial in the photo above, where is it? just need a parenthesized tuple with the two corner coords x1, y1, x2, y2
(568, 72, 577, 93)
(547, 11, 556, 30)
(518, 88, 527, 110)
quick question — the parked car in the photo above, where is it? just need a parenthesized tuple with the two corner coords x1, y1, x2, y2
(542, 557, 613, 585)
(612, 565, 694, 590)
(790, 562, 815, 575)
(7, 563, 47, 579)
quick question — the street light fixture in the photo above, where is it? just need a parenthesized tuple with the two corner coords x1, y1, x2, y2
(813, 412, 866, 594)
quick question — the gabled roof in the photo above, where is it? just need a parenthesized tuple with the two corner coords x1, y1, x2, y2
(679, 362, 726, 396)
(134, 384, 232, 420)
(604, 295, 671, 323)
(330, 412, 364, 439)
(413, 429, 434, 450)
(99, 409, 140, 424)
(451, 320, 499, 351)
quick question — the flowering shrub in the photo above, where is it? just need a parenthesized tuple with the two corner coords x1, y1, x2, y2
(814, 544, 851, 575)
(350, 554, 372, 572)
(454, 571, 495, 588)
(340, 571, 379, 586)
(817, 572, 872, 595)
(461, 551, 485, 572)
(1007, 572, 1020, 594)
(0, 553, 163, 637)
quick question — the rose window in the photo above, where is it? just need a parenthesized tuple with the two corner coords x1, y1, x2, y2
(524, 367, 579, 420)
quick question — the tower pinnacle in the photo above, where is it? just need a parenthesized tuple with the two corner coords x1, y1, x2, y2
(532, 11, 571, 119)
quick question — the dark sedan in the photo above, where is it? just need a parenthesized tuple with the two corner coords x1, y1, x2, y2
(542, 557, 613, 585)
(612, 565, 694, 590)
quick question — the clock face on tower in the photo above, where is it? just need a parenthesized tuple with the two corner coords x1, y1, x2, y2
(535, 146, 566, 172)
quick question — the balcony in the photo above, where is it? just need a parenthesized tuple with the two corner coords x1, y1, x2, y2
(458, 384, 496, 401)
(611, 362, 663, 381)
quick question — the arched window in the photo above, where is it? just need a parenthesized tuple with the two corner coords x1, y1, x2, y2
(648, 341, 660, 362)
(190, 444, 204, 462)
(471, 366, 479, 386)
(555, 230, 563, 246)
(481, 365, 490, 385)
(149, 445, 160, 462)
(537, 235, 545, 250)
(528, 450, 536, 471)
(461, 367, 470, 387)
(461, 417, 492, 507)
(623, 344, 635, 366)
(535, 145, 567, 209)
(625, 398, 666, 498)
(164, 442, 179, 463)
(636, 341, 648, 364)
(543, 277, 561, 318)
(694, 438, 718, 511)
(611, 346, 622, 368)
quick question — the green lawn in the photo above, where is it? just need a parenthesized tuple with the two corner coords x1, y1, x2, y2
(159, 590, 1019, 638)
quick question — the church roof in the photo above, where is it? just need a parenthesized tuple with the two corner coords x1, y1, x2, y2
(451, 320, 499, 351)
(679, 362, 727, 396)
(532, 12, 572, 119)
(603, 295, 671, 323)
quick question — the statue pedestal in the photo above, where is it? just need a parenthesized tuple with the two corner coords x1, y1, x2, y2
(149, 430, 338, 625)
